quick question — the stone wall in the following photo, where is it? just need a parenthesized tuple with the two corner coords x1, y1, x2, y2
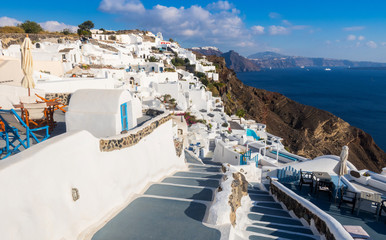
(173, 139, 183, 157)
(270, 182, 349, 240)
(45, 93, 72, 105)
(100, 114, 172, 152)
(229, 172, 248, 226)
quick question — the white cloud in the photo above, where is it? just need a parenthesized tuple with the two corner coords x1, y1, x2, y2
(0, 16, 21, 27)
(282, 20, 291, 26)
(236, 41, 255, 47)
(40, 21, 78, 32)
(291, 25, 308, 30)
(269, 12, 281, 19)
(343, 26, 365, 31)
(366, 40, 377, 48)
(358, 35, 365, 41)
(269, 25, 289, 35)
(347, 34, 356, 41)
(251, 25, 264, 35)
(207, 1, 233, 11)
(99, 0, 145, 14)
(98, 1, 256, 48)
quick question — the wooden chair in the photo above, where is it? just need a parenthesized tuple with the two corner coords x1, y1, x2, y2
(338, 186, 357, 213)
(19, 95, 39, 104)
(379, 200, 386, 223)
(299, 169, 314, 192)
(22, 103, 49, 129)
(316, 180, 333, 201)
(35, 94, 67, 113)
(0, 107, 4, 132)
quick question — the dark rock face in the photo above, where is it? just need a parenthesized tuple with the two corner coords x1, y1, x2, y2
(192, 48, 260, 72)
(207, 55, 386, 172)
(221, 51, 261, 72)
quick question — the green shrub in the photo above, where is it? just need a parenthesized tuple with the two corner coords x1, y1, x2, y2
(18, 21, 42, 33)
(149, 56, 158, 62)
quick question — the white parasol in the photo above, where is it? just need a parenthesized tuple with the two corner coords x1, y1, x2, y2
(335, 145, 349, 201)
(21, 35, 34, 95)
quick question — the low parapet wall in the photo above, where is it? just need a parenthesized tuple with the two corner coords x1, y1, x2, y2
(100, 113, 172, 151)
(45, 92, 72, 105)
(0, 117, 185, 240)
(270, 181, 353, 240)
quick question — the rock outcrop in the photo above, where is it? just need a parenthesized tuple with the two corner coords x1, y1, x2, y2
(207, 55, 386, 172)
(229, 172, 248, 226)
(192, 49, 260, 72)
(0, 33, 77, 48)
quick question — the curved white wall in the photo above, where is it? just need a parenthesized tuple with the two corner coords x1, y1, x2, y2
(0, 120, 185, 240)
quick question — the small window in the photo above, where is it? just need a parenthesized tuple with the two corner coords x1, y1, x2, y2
(36, 43, 40, 48)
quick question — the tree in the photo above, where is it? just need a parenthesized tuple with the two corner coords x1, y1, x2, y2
(18, 21, 43, 33)
(236, 109, 246, 123)
(77, 20, 94, 36)
(149, 56, 158, 62)
(62, 28, 71, 35)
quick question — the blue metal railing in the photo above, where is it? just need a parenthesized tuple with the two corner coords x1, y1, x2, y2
(240, 150, 259, 166)
(277, 166, 300, 183)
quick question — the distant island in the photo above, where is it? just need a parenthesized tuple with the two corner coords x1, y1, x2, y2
(192, 47, 386, 72)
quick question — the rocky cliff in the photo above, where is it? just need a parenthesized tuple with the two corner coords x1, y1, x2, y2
(207, 55, 386, 172)
(222, 50, 261, 72)
(192, 48, 260, 72)
(0, 33, 77, 48)
(248, 51, 386, 69)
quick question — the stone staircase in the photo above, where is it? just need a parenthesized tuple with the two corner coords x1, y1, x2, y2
(92, 156, 223, 240)
(241, 184, 321, 240)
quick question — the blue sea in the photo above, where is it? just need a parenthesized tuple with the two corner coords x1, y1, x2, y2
(237, 68, 386, 152)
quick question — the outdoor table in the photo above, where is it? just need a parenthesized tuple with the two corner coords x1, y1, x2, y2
(312, 171, 332, 182)
(13, 101, 59, 133)
(312, 171, 333, 194)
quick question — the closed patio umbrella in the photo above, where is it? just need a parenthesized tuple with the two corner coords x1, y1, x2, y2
(21, 35, 34, 95)
(335, 145, 349, 200)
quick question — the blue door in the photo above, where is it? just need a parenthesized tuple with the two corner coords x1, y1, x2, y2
(120, 103, 128, 131)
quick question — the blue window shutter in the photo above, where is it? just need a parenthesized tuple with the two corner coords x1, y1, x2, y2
(120, 103, 128, 131)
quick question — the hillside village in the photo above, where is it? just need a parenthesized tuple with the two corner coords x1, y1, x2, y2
(1, 28, 386, 240)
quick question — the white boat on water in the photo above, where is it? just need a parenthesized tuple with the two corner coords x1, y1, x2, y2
(325, 68, 331, 71)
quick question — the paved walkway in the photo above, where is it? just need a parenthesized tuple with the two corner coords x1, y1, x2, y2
(92, 153, 222, 240)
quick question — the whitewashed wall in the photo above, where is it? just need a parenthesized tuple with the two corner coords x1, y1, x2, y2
(0, 120, 185, 240)
(213, 140, 241, 165)
(36, 78, 115, 93)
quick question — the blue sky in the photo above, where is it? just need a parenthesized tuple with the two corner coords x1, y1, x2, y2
(1, 0, 386, 62)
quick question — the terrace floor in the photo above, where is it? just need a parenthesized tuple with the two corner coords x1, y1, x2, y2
(280, 183, 386, 240)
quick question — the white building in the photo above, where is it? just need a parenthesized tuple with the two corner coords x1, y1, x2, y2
(66, 89, 142, 137)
